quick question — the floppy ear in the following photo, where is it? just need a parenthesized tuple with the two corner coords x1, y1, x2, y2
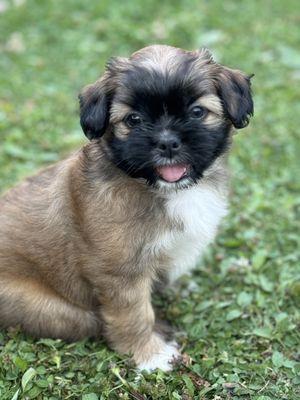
(217, 67, 254, 129)
(79, 57, 130, 140)
(79, 78, 109, 140)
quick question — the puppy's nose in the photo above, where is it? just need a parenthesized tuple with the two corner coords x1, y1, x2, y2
(156, 133, 182, 158)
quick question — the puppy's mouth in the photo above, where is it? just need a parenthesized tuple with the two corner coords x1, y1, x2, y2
(155, 164, 191, 183)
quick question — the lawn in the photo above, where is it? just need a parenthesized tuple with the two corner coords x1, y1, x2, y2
(0, 0, 299, 399)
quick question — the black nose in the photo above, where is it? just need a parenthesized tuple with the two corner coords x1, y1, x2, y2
(156, 133, 182, 158)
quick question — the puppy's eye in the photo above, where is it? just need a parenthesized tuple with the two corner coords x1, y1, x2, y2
(125, 113, 142, 127)
(190, 106, 206, 119)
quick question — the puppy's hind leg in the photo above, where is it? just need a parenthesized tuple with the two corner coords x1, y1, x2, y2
(0, 276, 100, 340)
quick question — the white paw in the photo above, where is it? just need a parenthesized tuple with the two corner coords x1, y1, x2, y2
(137, 340, 180, 372)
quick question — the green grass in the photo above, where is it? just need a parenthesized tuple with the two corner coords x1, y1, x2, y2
(0, 0, 299, 398)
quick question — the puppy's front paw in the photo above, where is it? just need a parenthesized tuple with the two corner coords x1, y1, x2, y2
(136, 336, 180, 372)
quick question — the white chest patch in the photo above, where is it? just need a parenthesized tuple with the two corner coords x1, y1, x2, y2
(153, 184, 228, 283)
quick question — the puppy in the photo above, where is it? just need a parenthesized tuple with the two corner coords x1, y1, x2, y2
(0, 45, 253, 371)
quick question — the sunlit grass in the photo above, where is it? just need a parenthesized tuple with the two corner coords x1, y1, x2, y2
(0, 0, 299, 399)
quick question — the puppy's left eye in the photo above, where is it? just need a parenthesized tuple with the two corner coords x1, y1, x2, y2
(125, 113, 142, 127)
(190, 106, 207, 119)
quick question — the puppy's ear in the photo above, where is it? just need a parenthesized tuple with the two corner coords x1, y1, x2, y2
(217, 67, 254, 129)
(79, 57, 129, 140)
(79, 77, 110, 140)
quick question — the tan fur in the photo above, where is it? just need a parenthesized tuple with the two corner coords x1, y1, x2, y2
(0, 44, 251, 369)
(130, 44, 185, 75)
(196, 94, 223, 116)
(109, 102, 132, 138)
(0, 143, 175, 358)
(110, 102, 132, 123)
(0, 140, 227, 364)
(193, 94, 225, 128)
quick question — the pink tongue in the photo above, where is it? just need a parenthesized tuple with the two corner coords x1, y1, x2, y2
(156, 165, 187, 182)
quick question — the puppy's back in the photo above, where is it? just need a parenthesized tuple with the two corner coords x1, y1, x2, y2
(0, 155, 85, 288)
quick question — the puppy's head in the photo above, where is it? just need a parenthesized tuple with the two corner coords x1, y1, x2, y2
(79, 45, 253, 189)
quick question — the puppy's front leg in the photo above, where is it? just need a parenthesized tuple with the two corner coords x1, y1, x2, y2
(100, 278, 180, 372)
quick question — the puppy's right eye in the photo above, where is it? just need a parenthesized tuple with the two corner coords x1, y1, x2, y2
(125, 113, 142, 127)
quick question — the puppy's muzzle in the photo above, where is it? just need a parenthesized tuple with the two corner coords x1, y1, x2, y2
(156, 131, 182, 159)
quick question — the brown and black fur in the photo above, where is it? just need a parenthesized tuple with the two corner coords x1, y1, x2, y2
(0, 45, 253, 368)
